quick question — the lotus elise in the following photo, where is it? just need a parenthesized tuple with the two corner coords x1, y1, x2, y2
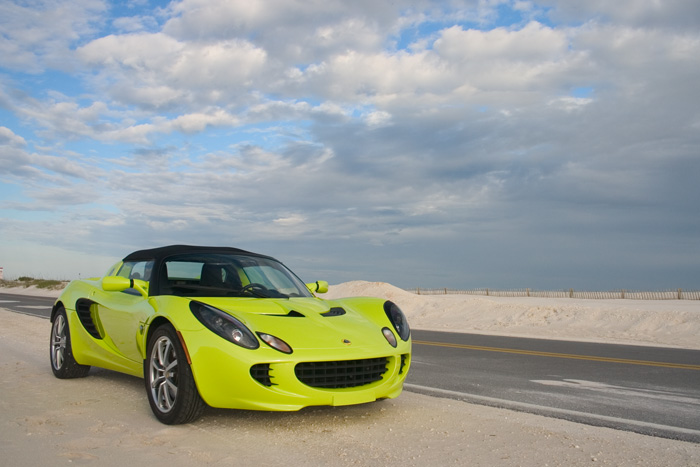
(50, 245, 411, 424)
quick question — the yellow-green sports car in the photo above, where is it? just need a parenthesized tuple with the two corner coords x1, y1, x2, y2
(50, 245, 411, 424)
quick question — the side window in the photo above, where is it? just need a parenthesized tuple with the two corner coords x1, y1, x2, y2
(117, 261, 154, 281)
(105, 263, 121, 277)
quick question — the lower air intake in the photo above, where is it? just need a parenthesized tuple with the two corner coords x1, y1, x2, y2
(250, 363, 273, 386)
(295, 357, 388, 389)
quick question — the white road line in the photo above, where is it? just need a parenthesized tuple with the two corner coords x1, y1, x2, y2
(17, 305, 51, 309)
(404, 383, 700, 439)
(531, 379, 700, 405)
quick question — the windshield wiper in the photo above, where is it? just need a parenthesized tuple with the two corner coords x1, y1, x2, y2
(241, 288, 291, 298)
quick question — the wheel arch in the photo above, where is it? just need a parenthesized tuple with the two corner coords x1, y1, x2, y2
(145, 314, 171, 339)
(50, 301, 65, 322)
(143, 316, 178, 359)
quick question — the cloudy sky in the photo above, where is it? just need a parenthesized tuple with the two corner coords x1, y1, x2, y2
(1, 0, 699, 290)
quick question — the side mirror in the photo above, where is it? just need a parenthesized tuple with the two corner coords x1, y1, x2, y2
(102, 276, 149, 298)
(306, 280, 329, 294)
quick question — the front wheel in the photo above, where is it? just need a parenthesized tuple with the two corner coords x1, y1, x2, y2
(144, 324, 205, 424)
(50, 307, 90, 378)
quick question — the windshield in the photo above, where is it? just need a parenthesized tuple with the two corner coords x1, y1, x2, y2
(159, 253, 312, 298)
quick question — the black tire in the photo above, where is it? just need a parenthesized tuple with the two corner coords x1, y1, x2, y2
(50, 307, 91, 378)
(144, 324, 205, 424)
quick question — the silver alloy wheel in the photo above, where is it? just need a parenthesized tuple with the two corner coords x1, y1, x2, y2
(149, 335, 179, 413)
(51, 313, 67, 370)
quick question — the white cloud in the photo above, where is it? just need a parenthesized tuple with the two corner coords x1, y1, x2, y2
(0, 0, 106, 73)
(273, 214, 306, 226)
(111, 15, 159, 33)
(546, 0, 700, 29)
(0, 127, 26, 147)
(364, 110, 393, 127)
(548, 96, 593, 111)
(163, 0, 403, 61)
(434, 21, 568, 61)
(1, 0, 699, 289)
(0, 143, 95, 182)
(78, 33, 269, 110)
(167, 109, 240, 134)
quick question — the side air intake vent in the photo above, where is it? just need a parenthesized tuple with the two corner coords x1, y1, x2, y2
(399, 354, 409, 374)
(250, 363, 274, 386)
(75, 299, 101, 339)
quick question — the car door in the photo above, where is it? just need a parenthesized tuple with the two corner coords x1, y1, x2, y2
(96, 260, 155, 362)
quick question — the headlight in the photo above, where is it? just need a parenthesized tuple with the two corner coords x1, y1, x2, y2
(190, 301, 259, 349)
(384, 301, 410, 341)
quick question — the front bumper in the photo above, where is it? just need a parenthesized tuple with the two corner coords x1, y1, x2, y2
(182, 328, 412, 410)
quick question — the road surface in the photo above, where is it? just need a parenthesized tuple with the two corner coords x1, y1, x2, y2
(2, 292, 698, 442)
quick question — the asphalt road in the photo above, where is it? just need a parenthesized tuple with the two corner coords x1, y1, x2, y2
(0, 292, 55, 318)
(408, 329, 700, 443)
(3, 292, 699, 442)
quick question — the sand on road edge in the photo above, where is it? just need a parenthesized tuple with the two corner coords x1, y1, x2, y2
(1, 309, 699, 466)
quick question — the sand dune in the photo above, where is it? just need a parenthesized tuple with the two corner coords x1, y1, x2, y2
(321, 281, 700, 349)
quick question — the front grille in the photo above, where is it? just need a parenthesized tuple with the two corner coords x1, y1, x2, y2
(295, 357, 388, 389)
(250, 363, 273, 386)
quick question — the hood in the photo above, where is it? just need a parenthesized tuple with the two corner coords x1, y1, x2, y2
(197, 296, 390, 351)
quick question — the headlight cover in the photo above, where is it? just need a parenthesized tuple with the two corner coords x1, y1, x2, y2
(383, 301, 410, 341)
(190, 301, 259, 349)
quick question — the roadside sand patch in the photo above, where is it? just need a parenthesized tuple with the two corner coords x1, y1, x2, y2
(2, 280, 700, 464)
(1, 310, 699, 466)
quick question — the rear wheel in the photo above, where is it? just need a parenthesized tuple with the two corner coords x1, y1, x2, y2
(145, 324, 205, 424)
(50, 307, 90, 378)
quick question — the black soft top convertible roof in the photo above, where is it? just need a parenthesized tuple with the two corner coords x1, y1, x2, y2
(123, 245, 270, 263)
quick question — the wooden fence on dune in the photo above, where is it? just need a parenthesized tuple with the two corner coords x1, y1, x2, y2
(408, 288, 700, 300)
